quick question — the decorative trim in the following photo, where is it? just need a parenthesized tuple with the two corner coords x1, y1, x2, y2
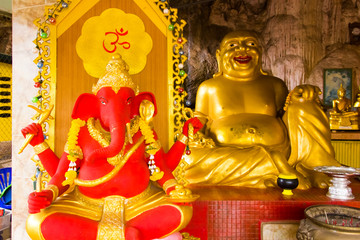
(177, 133, 188, 145)
(97, 196, 126, 239)
(162, 178, 177, 193)
(181, 232, 201, 240)
(160, 1, 189, 147)
(34, 142, 50, 155)
(45, 184, 59, 202)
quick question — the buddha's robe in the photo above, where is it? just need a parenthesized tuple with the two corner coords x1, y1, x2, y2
(177, 94, 340, 188)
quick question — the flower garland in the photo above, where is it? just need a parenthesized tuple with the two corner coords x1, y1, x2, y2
(62, 118, 85, 186)
(139, 119, 164, 181)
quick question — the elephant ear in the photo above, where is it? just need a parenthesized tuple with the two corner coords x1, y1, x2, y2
(71, 93, 100, 120)
(131, 92, 157, 119)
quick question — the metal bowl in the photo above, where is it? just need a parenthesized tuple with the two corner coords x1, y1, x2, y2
(297, 205, 360, 240)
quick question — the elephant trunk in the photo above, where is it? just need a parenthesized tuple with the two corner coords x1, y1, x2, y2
(88, 123, 127, 161)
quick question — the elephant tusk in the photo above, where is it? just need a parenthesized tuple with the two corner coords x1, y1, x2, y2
(126, 122, 133, 144)
(74, 136, 145, 187)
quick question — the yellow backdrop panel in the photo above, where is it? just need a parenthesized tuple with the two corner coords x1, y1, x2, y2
(56, 0, 167, 155)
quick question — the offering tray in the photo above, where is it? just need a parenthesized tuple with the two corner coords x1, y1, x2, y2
(314, 166, 360, 200)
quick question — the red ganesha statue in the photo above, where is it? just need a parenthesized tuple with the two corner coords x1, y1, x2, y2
(21, 54, 203, 240)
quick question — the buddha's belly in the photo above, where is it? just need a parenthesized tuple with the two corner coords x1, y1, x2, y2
(209, 114, 287, 147)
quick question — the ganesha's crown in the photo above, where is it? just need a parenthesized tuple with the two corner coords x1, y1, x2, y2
(92, 54, 139, 95)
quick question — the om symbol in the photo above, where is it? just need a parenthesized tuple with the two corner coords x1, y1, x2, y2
(103, 28, 131, 53)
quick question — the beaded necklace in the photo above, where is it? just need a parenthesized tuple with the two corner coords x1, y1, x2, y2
(86, 117, 139, 166)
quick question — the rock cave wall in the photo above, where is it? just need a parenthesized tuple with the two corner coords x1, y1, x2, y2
(0, 12, 12, 55)
(169, 0, 360, 108)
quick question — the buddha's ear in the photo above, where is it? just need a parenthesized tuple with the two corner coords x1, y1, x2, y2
(214, 49, 222, 76)
(216, 49, 221, 66)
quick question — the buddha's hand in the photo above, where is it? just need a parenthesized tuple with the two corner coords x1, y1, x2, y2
(28, 190, 53, 214)
(290, 84, 322, 103)
(182, 118, 203, 137)
(21, 123, 44, 146)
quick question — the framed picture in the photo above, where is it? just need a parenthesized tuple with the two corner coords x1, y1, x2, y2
(323, 68, 353, 107)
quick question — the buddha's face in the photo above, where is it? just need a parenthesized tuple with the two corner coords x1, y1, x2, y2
(337, 88, 345, 99)
(217, 31, 261, 80)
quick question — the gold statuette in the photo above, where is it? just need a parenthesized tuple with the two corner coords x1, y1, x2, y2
(167, 185, 199, 203)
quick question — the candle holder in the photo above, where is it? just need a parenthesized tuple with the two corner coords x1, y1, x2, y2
(314, 166, 360, 200)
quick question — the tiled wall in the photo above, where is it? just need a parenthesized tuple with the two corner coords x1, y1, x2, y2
(183, 193, 360, 239)
(12, 1, 56, 239)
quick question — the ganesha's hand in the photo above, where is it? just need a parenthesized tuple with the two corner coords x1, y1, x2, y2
(182, 117, 203, 137)
(167, 184, 199, 203)
(28, 190, 53, 214)
(21, 123, 44, 146)
(290, 84, 322, 103)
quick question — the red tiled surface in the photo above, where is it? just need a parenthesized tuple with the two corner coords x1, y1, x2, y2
(182, 181, 360, 240)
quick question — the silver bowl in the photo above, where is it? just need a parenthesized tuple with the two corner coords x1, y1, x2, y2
(314, 166, 360, 200)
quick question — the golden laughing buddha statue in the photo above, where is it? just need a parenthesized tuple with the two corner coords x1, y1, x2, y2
(176, 30, 341, 189)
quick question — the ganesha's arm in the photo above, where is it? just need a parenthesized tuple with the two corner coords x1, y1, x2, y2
(34, 145, 59, 177)
(146, 118, 203, 192)
(156, 156, 178, 194)
(144, 131, 180, 193)
(163, 136, 188, 171)
(154, 119, 203, 172)
(164, 118, 204, 171)
(21, 123, 59, 176)
(46, 152, 81, 199)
